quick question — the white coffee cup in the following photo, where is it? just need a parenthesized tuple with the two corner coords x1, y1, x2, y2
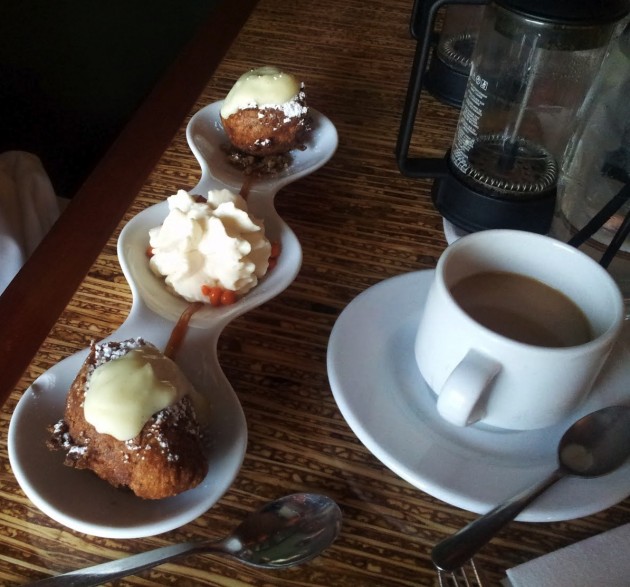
(415, 229, 624, 430)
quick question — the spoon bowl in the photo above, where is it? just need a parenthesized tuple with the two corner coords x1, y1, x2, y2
(27, 493, 343, 586)
(559, 405, 630, 476)
(432, 405, 630, 572)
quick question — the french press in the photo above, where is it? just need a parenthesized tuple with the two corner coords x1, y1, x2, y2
(397, 0, 630, 234)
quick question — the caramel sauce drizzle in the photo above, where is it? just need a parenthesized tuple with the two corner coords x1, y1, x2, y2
(164, 302, 204, 359)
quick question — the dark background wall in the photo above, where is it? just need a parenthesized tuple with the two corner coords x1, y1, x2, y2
(0, 0, 219, 197)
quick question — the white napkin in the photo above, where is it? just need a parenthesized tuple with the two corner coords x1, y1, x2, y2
(504, 522, 630, 586)
(0, 151, 60, 294)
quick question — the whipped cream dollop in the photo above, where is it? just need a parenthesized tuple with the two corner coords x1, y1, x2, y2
(220, 65, 306, 119)
(84, 344, 194, 441)
(149, 189, 271, 302)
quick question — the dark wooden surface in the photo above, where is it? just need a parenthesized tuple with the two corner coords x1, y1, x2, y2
(1, 0, 628, 585)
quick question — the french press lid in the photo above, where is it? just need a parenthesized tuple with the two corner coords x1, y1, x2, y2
(497, 0, 630, 24)
(494, 0, 630, 49)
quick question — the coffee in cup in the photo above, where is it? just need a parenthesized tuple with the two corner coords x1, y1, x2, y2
(415, 229, 624, 430)
(450, 271, 592, 348)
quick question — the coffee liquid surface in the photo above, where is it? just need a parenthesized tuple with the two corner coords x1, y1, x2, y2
(450, 271, 592, 347)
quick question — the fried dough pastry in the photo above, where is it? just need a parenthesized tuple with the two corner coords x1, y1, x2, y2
(222, 104, 310, 156)
(220, 66, 310, 157)
(48, 339, 208, 499)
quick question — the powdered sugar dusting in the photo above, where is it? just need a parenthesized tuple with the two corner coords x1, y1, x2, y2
(245, 87, 307, 120)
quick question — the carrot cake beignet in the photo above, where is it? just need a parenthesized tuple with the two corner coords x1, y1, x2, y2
(220, 66, 310, 157)
(49, 338, 209, 500)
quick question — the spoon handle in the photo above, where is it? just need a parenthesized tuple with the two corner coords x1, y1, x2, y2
(27, 541, 216, 586)
(432, 468, 565, 572)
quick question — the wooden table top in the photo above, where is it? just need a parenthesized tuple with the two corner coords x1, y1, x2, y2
(1, 0, 629, 585)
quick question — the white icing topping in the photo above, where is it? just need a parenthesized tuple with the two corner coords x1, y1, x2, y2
(148, 189, 271, 302)
(220, 66, 304, 118)
(84, 345, 194, 441)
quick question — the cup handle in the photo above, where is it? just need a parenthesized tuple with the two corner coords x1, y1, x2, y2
(436, 349, 502, 426)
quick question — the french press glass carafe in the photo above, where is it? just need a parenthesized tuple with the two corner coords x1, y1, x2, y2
(397, 0, 630, 234)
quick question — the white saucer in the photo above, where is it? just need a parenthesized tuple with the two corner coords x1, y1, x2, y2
(327, 270, 630, 521)
(443, 218, 467, 244)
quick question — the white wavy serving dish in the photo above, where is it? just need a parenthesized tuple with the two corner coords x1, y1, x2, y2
(8, 101, 338, 538)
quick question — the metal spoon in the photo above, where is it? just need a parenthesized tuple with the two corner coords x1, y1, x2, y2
(432, 405, 630, 573)
(28, 493, 342, 586)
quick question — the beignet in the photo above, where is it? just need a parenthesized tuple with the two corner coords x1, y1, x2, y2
(48, 338, 208, 500)
(220, 66, 310, 157)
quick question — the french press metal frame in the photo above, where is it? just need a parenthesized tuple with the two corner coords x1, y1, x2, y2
(397, 0, 485, 180)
